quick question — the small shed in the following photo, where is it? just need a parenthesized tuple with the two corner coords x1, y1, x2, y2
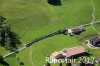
(51, 51, 63, 59)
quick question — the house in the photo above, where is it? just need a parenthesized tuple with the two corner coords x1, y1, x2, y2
(67, 26, 85, 35)
(51, 46, 85, 59)
(88, 36, 100, 47)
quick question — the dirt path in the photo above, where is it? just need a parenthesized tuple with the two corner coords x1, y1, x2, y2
(19, 30, 35, 66)
(29, 46, 34, 66)
(90, 0, 100, 35)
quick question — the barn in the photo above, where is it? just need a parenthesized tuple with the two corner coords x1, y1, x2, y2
(51, 46, 85, 59)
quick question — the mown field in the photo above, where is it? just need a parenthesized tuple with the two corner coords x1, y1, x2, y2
(0, 0, 100, 66)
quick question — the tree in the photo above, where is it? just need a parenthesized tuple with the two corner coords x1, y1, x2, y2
(5, 33, 12, 50)
(0, 16, 6, 25)
(0, 16, 21, 51)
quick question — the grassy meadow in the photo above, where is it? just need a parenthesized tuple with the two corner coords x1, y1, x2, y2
(0, 0, 100, 66)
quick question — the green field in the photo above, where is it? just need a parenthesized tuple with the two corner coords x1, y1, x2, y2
(0, 0, 100, 66)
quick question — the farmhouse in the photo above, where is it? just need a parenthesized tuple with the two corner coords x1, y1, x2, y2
(88, 36, 100, 47)
(67, 26, 85, 35)
(51, 46, 85, 59)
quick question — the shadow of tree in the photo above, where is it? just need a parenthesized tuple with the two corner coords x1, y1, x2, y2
(48, 0, 62, 6)
(0, 61, 9, 66)
(0, 55, 9, 66)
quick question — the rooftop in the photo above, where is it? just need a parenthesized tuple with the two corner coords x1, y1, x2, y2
(51, 46, 85, 58)
(62, 46, 85, 57)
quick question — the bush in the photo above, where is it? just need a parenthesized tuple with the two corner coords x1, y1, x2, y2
(48, 0, 62, 6)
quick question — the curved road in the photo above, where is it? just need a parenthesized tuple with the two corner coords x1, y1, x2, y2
(3, 29, 64, 58)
